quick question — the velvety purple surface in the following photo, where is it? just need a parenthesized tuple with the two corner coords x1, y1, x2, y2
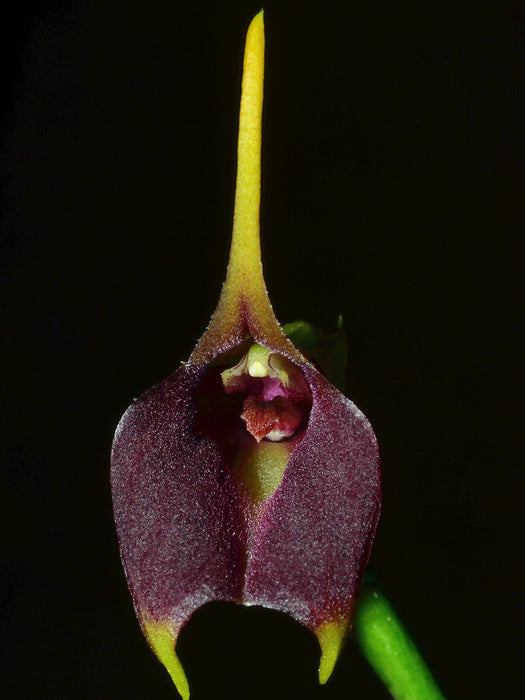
(111, 364, 246, 627)
(244, 365, 381, 629)
(111, 358, 381, 632)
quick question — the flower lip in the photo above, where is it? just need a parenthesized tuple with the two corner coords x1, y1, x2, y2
(219, 343, 312, 444)
(241, 393, 307, 443)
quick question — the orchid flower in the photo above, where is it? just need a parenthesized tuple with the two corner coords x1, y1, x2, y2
(112, 12, 444, 700)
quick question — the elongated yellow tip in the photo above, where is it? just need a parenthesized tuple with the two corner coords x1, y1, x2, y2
(229, 9, 265, 282)
(213, 9, 267, 315)
(317, 618, 349, 684)
(190, 10, 301, 367)
(144, 621, 189, 700)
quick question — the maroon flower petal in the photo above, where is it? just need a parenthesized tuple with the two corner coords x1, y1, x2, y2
(111, 364, 246, 629)
(112, 356, 381, 686)
(244, 365, 381, 630)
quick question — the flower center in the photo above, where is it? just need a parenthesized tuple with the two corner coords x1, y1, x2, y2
(221, 344, 311, 443)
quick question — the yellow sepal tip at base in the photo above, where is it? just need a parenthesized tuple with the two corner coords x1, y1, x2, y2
(143, 621, 190, 700)
(316, 618, 349, 685)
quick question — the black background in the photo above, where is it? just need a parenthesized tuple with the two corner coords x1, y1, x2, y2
(2, 1, 523, 698)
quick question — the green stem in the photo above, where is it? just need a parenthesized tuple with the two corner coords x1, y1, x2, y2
(353, 578, 446, 700)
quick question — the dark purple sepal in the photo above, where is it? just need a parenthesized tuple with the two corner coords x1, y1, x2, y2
(243, 365, 381, 630)
(112, 354, 381, 636)
(111, 363, 246, 629)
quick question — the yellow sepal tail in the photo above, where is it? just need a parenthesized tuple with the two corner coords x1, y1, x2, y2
(190, 11, 302, 367)
(316, 618, 351, 685)
(143, 621, 189, 700)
